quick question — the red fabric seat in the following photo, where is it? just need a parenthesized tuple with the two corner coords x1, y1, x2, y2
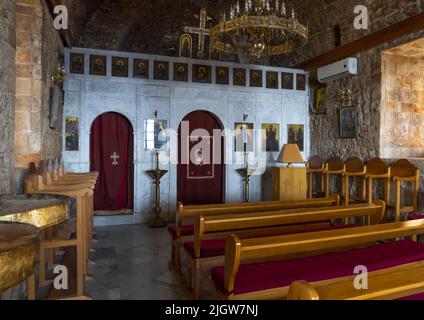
(397, 292, 424, 300)
(167, 224, 194, 239)
(184, 224, 359, 258)
(408, 215, 424, 221)
(211, 240, 424, 295)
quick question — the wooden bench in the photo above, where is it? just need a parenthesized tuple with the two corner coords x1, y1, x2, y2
(212, 219, 424, 300)
(24, 161, 97, 298)
(366, 157, 391, 205)
(170, 196, 341, 272)
(287, 261, 424, 300)
(186, 201, 385, 299)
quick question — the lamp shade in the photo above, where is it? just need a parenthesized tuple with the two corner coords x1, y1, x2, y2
(277, 144, 304, 164)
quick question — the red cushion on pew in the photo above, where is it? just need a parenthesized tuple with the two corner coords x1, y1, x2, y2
(211, 240, 424, 295)
(167, 224, 194, 239)
(183, 224, 360, 258)
(408, 215, 424, 221)
(397, 293, 424, 300)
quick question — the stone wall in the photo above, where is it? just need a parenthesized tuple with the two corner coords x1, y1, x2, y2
(381, 41, 424, 158)
(281, 0, 424, 161)
(0, 0, 16, 194)
(14, 0, 64, 190)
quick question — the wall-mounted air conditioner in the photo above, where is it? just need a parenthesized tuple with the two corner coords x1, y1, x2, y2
(317, 57, 358, 83)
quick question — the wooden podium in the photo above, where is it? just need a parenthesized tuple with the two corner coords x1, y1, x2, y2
(272, 166, 307, 201)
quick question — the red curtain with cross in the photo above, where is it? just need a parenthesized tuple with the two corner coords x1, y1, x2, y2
(90, 112, 134, 213)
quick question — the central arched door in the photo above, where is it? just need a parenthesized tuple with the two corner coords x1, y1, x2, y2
(177, 111, 225, 205)
(90, 112, 134, 214)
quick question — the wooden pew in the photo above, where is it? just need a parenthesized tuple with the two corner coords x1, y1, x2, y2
(24, 161, 97, 298)
(170, 196, 341, 271)
(186, 201, 385, 299)
(287, 261, 424, 300)
(213, 220, 424, 300)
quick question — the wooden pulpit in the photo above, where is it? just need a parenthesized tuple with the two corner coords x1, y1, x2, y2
(272, 144, 307, 201)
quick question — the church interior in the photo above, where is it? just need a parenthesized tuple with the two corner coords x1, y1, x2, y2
(1, 0, 424, 302)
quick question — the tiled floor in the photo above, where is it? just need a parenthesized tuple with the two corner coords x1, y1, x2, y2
(85, 224, 189, 300)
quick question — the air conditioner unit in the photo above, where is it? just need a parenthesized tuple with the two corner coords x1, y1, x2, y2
(317, 57, 358, 83)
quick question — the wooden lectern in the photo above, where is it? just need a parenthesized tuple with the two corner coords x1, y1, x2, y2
(272, 144, 307, 201)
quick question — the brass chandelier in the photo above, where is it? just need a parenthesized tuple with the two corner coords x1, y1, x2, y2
(211, 0, 308, 59)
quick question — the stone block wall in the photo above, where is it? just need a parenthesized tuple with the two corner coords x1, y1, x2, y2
(0, 0, 16, 194)
(381, 43, 424, 158)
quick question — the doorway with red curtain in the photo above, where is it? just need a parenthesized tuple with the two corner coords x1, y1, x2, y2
(90, 112, 134, 215)
(177, 110, 225, 205)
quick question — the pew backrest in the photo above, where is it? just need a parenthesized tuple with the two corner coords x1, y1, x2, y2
(176, 195, 340, 237)
(194, 201, 386, 258)
(223, 219, 424, 294)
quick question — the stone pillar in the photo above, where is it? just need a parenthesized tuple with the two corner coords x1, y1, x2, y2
(0, 0, 16, 194)
(15, 0, 43, 169)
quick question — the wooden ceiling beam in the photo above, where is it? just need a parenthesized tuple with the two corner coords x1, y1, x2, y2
(298, 12, 424, 71)
(44, 0, 74, 48)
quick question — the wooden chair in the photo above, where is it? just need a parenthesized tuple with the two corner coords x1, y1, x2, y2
(171, 196, 340, 273)
(324, 156, 345, 198)
(307, 156, 325, 199)
(389, 159, 420, 222)
(213, 219, 424, 300)
(366, 158, 391, 205)
(287, 261, 424, 300)
(343, 157, 367, 205)
(187, 201, 385, 299)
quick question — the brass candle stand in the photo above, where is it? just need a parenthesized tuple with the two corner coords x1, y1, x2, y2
(236, 151, 255, 203)
(146, 150, 168, 228)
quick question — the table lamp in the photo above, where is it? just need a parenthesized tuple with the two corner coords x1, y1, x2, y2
(277, 144, 305, 167)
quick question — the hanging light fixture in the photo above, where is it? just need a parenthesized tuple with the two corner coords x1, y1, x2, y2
(211, 0, 308, 59)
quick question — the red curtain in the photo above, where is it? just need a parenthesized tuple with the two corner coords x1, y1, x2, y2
(90, 112, 134, 213)
(177, 111, 224, 205)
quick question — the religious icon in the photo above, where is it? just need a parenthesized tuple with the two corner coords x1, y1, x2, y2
(250, 70, 263, 87)
(262, 123, 280, 152)
(312, 86, 327, 114)
(154, 61, 169, 80)
(184, 8, 212, 59)
(193, 64, 211, 83)
(234, 123, 254, 152)
(174, 63, 188, 82)
(89, 55, 107, 76)
(282, 72, 294, 90)
(65, 116, 79, 151)
(70, 53, 84, 74)
(112, 57, 128, 77)
(296, 74, 306, 91)
(216, 66, 229, 85)
(266, 71, 278, 89)
(233, 68, 246, 86)
(179, 34, 193, 58)
(340, 107, 357, 139)
(133, 59, 149, 79)
(144, 119, 168, 150)
(288, 124, 304, 152)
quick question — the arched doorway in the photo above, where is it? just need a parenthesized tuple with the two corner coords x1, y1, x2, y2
(177, 110, 225, 205)
(90, 112, 134, 214)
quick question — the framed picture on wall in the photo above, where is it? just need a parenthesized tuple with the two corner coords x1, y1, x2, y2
(262, 123, 280, 152)
(174, 63, 188, 82)
(250, 70, 263, 87)
(193, 64, 212, 83)
(216, 66, 229, 85)
(340, 107, 357, 139)
(288, 124, 304, 152)
(65, 116, 79, 151)
(133, 59, 149, 79)
(282, 72, 294, 90)
(153, 61, 169, 80)
(234, 123, 254, 152)
(70, 53, 85, 74)
(144, 119, 168, 150)
(311, 86, 327, 114)
(233, 68, 246, 86)
(266, 71, 278, 89)
(112, 57, 129, 77)
(296, 74, 306, 91)
(89, 55, 107, 76)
